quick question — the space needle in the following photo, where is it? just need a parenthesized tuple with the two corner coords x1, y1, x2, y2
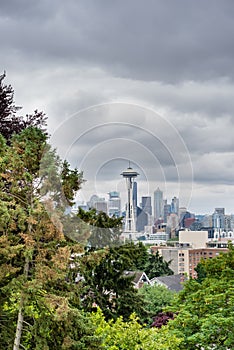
(121, 163, 139, 240)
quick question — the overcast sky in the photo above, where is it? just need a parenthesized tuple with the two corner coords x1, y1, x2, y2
(1, 0, 234, 214)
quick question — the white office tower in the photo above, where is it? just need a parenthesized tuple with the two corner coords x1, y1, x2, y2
(121, 165, 139, 240)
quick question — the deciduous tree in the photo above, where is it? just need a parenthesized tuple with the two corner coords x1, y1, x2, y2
(167, 244, 234, 349)
(139, 284, 175, 325)
(91, 307, 182, 350)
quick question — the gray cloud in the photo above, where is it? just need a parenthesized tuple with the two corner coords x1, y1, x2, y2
(1, 1, 234, 213)
(1, 1, 234, 82)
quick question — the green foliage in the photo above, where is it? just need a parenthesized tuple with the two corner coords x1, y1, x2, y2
(79, 244, 147, 321)
(0, 124, 94, 349)
(194, 260, 207, 283)
(91, 308, 183, 350)
(138, 284, 175, 325)
(61, 160, 84, 206)
(77, 207, 123, 248)
(167, 244, 234, 349)
(145, 251, 174, 279)
(117, 241, 149, 271)
(24, 304, 101, 349)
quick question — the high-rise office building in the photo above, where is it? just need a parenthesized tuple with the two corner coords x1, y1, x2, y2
(88, 195, 108, 214)
(141, 196, 152, 215)
(171, 196, 179, 215)
(167, 213, 179, 238)
(154, 187, 163, 221)
(133, 182, 138, 209)
(212, 208, 225, 229)
(136, 207, 148, 232)
(163, 202, 171, 223)
(215, 208, 225, 215)
(108, 191, 121, 217)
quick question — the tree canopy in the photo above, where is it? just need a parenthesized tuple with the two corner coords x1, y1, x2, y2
(138, 284, 175, 325)
(144, 251, 174, 279)
(167, 244, 234, 350)
(79, 243, 147, 321)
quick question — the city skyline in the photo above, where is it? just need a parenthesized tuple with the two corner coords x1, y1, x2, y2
(1, 1, 234, 213)
(77, 182, 234, 217)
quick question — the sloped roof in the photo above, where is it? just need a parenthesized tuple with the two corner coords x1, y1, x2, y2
(151, 274, 186, 292)
(124, 271, 150, 285)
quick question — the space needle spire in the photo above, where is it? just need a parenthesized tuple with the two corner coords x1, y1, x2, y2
(121, 162, 139, 239)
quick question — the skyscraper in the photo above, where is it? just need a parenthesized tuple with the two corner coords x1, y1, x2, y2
(108, 191, 121, 217)
(163, 202, 171, 223)
(133, 181, 137, 209)
(212, 208, 225, 229)
(154, 187, 163, 221)
(141, 196, 152, 215)
(88, 195, 108, 214)
(171, 196, 179, 215)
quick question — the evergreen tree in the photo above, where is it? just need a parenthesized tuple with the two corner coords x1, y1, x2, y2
(79, 244, 147, 321)
(113, 241, 149, 271)
(145, 251, 174, 279)
(77, 207, 122, 248)
(0, 112, 100, 348)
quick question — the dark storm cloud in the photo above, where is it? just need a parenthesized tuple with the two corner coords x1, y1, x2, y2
(1, 0, 234, 82)
(1, 0, 234, 212)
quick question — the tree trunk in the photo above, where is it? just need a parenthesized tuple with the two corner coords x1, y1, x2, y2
(14, 191, 33, 350)
(13, 297, 24, 350)
(13, 258, 29, 350)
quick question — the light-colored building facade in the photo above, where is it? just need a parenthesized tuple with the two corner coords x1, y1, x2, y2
(179, 230, 208, 248)
(157, 245, 228, 278)
(152, 229, 229, 278)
